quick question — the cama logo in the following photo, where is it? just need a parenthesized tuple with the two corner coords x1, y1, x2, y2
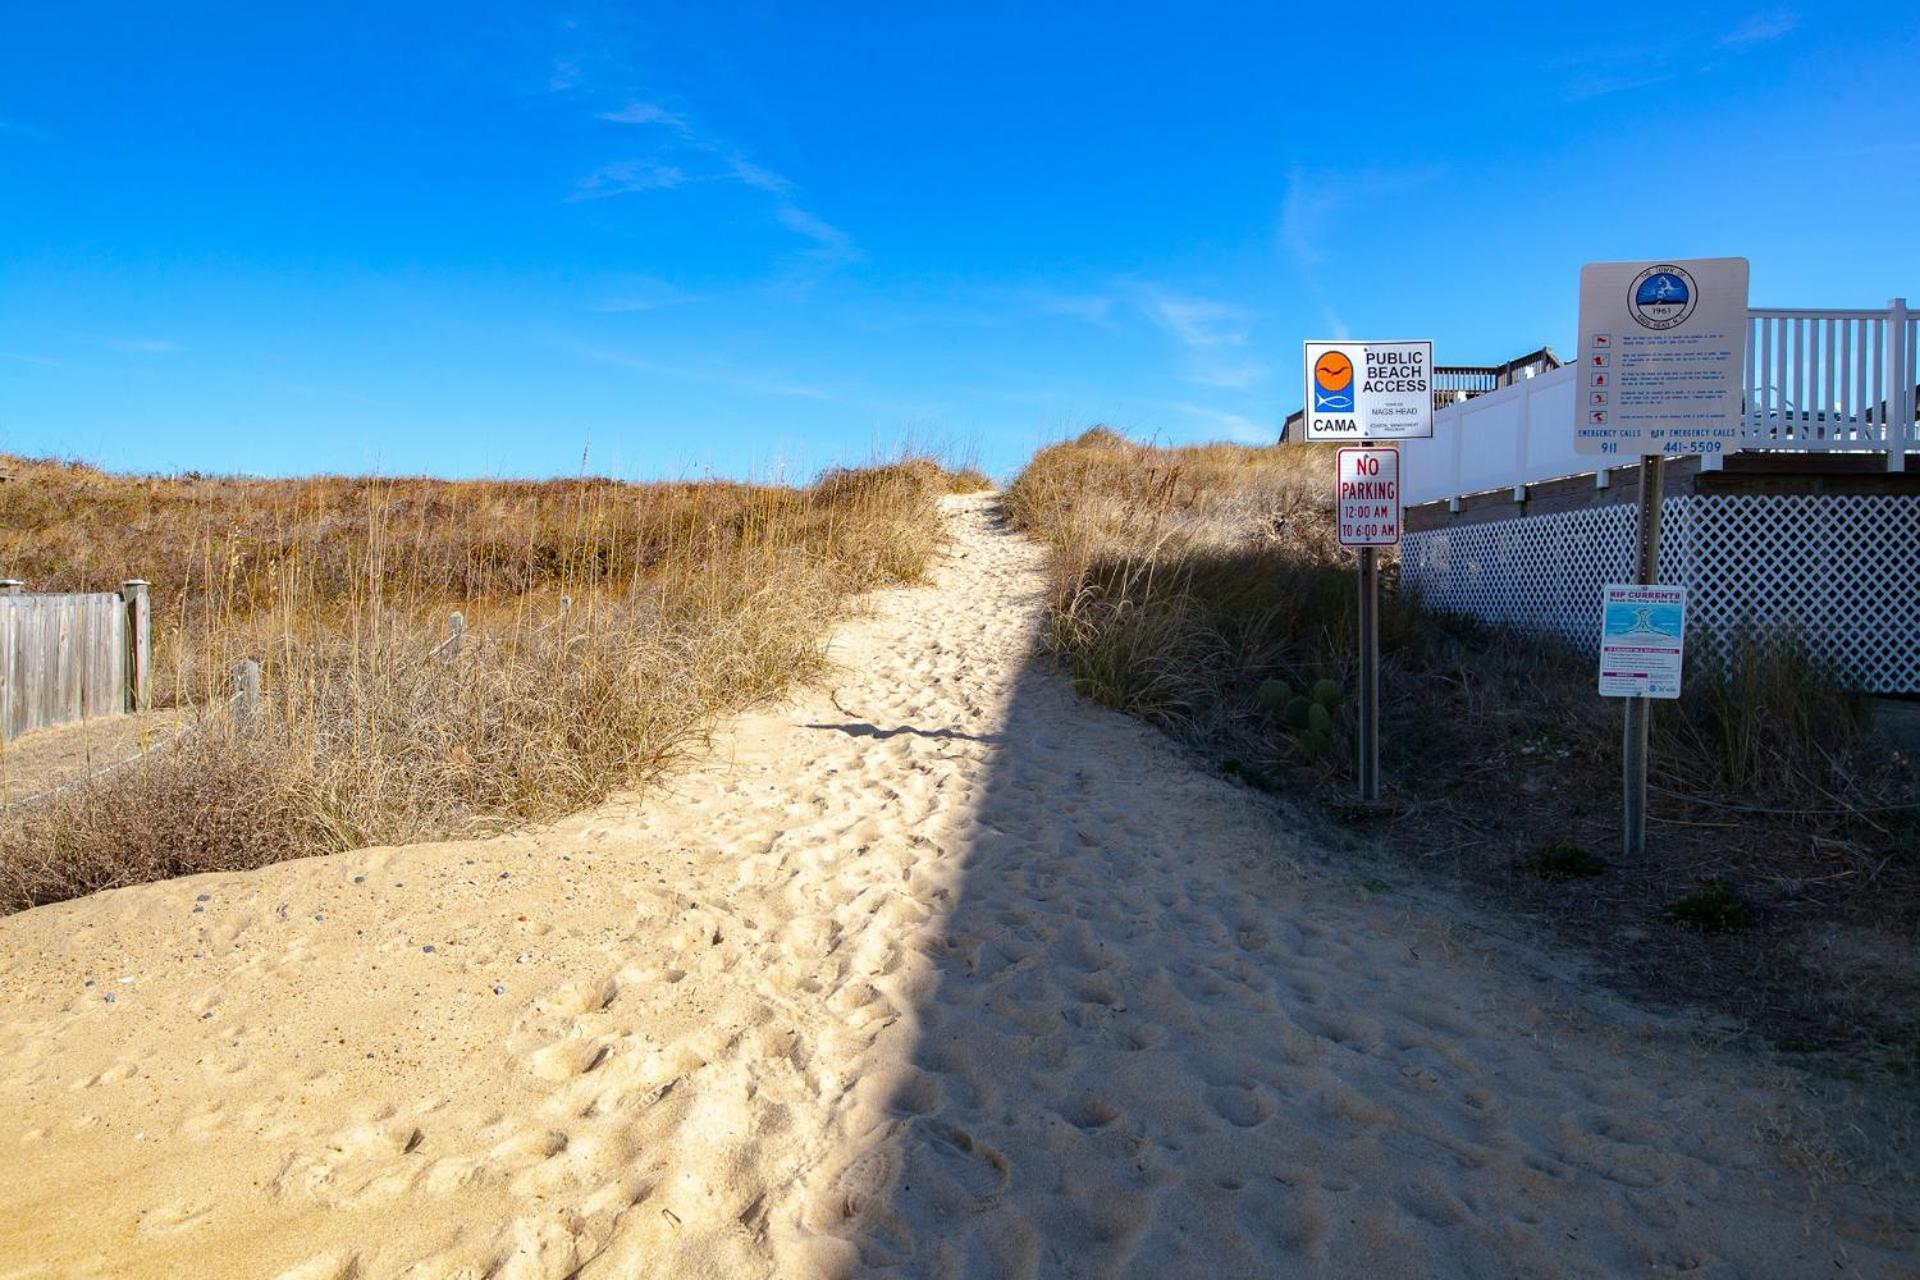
(1313, 350, 1355, 412)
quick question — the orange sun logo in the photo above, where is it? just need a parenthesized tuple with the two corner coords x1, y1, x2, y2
(1314, 351, 1354, 393)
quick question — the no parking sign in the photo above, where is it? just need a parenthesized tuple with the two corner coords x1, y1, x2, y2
(1335, 447, 1400, 547)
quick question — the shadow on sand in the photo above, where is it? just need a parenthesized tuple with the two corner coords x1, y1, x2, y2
(804, 722, 1005, 745)
(803, 645, 1886, 1277)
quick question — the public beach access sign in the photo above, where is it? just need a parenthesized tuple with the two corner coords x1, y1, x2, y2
(1575, 258, 1749, 458)
(1597, 585, 1688, 699)
(1336, 447, 1400, 547)
(1303, 341, 1434, 441)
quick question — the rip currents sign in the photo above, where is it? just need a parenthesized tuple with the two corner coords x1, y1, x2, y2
(1597, 585, 1688, 699)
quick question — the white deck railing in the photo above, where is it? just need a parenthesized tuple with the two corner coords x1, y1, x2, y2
(1402, 299, 1915, 508)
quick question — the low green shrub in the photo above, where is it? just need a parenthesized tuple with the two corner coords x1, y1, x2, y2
(1518, 842, 1609, 882)
(1667, 882, 1756, 933)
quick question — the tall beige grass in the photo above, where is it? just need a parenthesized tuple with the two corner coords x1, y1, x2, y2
(1006, 427, 1880, 794)
(0, 456, 965, 910)
(1006, 428, 1355, 732)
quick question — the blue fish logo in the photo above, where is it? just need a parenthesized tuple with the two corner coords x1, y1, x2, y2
(1313, 350, 1355, 413)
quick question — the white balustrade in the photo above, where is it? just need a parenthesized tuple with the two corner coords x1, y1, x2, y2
(1403, 300, 1915, 507)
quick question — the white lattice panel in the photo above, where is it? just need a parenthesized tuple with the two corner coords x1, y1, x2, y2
(1399, 501, 1677, 649)
(1401, 495, 1920, 692)
(1678, 495, 1920, 692)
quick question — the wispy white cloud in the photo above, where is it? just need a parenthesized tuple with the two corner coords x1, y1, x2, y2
(0, 350, 59, 366)
(592, 299, 673, 313)
(584, 96, 858, 277)
(1280, 164, 1443, 270)
(101, 338, 181, 354)
(1721, 7, 1799, 45)
(599, 101, 688, 129)
(1280, 165, 1443, 336)
(560, 340, 837, 402)
(1139, 287, 1251, 349)
(1180, 361, 1270, 392)
(571, 159, 687, 200)
(1130, 284, 1270, 390)
(1280, 183, 1337, 272)
(1553, 12, 1786, 104)
(0, 117, 46, 142)
(1029, 292, 1115, 325)
(590, 278, 703, 313)
(773, 204, 855, 265)
(1563, 70, 1678, 101)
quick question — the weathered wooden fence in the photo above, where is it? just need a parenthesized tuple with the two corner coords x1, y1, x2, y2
(0, 580, 151, 741)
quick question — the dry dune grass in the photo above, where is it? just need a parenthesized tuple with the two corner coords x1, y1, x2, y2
(1004, 425, 1332, 566)
(1005, 428, 1361, 729)
(1009, 427, 1920, 1071)
(0, 454, 969, 909)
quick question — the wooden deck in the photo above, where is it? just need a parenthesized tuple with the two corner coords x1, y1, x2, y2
(1406, 451, 1920, 533)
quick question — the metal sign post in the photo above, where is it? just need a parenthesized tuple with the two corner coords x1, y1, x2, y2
(1576, 257, 1748, 857)
(1357, 531, 1381, 802)
(1329, 420, 1411, 806)
(1620, 455, 1663, 855)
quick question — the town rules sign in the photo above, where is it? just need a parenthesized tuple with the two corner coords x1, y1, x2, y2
(1336, 446, 1401, 547)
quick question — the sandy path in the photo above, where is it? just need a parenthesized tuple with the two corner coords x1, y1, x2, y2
(0, 711, 187, 807)
(0, 492, 1911, 1278)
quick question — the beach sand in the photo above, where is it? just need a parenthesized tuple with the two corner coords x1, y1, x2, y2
(0, 492, 1911, 1277)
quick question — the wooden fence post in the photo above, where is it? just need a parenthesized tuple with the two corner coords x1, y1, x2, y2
(233, 659, 260, 732)
(447, 612, 465, 657)
(0, 583, 16, 742)
(121, 580, 151, 712)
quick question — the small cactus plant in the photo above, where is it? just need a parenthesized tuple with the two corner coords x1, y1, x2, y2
(1259, 674, 1347, 765)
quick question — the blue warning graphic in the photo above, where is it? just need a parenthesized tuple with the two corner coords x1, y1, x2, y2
(1635, 272, 1689, 307)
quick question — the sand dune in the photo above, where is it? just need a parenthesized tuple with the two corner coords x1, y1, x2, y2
(0, 492, 1912, 1277)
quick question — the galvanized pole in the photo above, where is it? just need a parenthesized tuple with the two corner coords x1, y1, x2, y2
(1621, 454, 1664, 855)
(1357, 541, 1380, 802)
(1354, 438, 1383, 803)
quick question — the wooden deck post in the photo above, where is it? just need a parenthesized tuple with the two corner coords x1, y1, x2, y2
(121, 580, 151, 712)
(0, 580, 23, 596)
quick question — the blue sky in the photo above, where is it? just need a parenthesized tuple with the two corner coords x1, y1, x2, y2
(3, 3, 1917, 480)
